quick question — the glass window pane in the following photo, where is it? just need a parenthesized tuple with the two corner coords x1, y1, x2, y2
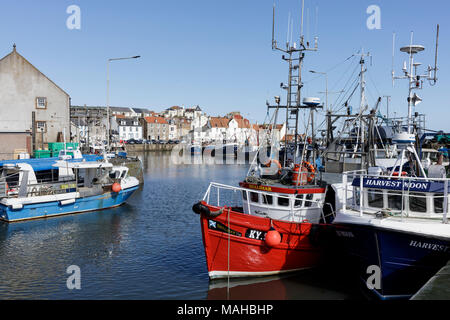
(388, 192, 404, 210)
(305, 194, 313, 207)
(368, 189, 383, 208)
(242, 191, 247, 200)
(434, 195, 443, 213)
(295, 194, 304, 207)
(409, 193, 427, 213)
(262, 194, 273, 205)
(278, 196, 290, 207)
(250, 192, 259, 203)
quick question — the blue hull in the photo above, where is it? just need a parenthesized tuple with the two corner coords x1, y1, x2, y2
(0, 186, 139, 222)
(333, 223, 450, 299)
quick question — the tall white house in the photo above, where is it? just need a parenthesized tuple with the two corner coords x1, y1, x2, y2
(0, 45, 70, 159)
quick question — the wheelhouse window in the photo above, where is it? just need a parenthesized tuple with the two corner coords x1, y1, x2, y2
(278, 196, 290, 207)
(368, 189, 383, 208)
(262, 194, 273, 205)
(388, 191, 404, 210)
(409, 193, 427, 213)
(242, 191, 247, 200)
(434, 194, 444, 213)
(250, 192, 259, 203)
(36, 97, 47, 109)
(295, 194, 304, 207)
(304, 194, 313, 207)
(353, 187, 361, 206)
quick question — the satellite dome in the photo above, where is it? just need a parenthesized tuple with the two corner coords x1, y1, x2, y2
(303, 97, 320, 106)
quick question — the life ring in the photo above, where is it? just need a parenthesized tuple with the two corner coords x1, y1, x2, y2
(262, 159, 282, 174)
(302, 161, 315, 183)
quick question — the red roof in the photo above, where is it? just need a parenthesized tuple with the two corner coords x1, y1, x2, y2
(210, 117, 229, 128)
(235, 118, 251, 129)
(144, 116, 168, 124)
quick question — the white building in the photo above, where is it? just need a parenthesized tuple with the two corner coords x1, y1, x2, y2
(117, 117, 143, 141)
(0, 45, 70, 159)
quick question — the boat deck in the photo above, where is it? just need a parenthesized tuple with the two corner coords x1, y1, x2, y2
(411, 259, 450, 300)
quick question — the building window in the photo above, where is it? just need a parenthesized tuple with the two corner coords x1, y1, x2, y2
(36, 97, 47, 109)
(36, 121, 47, 132)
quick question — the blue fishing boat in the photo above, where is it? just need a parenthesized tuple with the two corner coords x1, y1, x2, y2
(330, 31, 449, 299)
(0, 159, 139, 222)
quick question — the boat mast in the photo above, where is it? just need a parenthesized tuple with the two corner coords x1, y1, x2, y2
(270, 1, 318, 166)
(391, 25, 440, 177)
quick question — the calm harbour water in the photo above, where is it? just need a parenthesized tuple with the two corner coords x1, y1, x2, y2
(0, 152, 362, 300)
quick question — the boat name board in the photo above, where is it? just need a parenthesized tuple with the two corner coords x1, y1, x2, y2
(240, 182, 326, 194)
(247, 184, 273, 192)
(352, 177, 438, 193)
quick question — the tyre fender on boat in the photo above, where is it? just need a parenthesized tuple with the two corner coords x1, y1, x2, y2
(192, 201, 224, 218)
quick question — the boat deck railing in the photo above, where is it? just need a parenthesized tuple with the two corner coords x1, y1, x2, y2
(203, 182, 332, 223)
(342, 169, 449, 224)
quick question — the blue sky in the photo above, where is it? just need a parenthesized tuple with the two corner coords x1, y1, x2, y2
(0, 0, 449, 131)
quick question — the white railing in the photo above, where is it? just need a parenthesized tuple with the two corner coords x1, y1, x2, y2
(202, 181, 330, 223)
(341, 170, 449, 224)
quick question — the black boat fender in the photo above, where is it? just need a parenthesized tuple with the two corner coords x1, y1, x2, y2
(192, 202, 224, 218)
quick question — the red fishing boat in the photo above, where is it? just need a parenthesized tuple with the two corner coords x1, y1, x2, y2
(193, 4, 335, 279)
(193, 175, 332, 278)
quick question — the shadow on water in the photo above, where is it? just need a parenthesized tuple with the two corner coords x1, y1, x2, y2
(0, 152, 364, 299)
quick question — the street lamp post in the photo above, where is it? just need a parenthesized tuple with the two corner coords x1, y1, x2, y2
(309, 70, 328, 112)
(106, 55, 141, 150)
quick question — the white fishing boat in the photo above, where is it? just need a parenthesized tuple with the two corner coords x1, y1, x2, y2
(329, 28, 450, 299)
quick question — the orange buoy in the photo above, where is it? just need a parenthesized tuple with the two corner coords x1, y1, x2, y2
(112, 182, 122, 193)
(265, 228, 281, 247)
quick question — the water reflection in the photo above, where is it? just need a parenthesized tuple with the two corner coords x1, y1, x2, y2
(207, 268, 362, 300)
(0, 152, 359, 299)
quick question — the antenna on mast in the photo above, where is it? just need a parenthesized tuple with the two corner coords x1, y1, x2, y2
(393, 27, 439, 134)
(431, 24, 439, 85)
(272, 3, 276, 50)
(392, 32, 396, 87)
(300, 0, 305, 46)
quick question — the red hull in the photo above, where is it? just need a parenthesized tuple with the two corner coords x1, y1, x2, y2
(200, 203, 327, 279)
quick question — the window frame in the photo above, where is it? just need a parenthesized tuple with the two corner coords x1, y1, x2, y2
(36, 121, 47, 133)
(36, 97, 47, 110)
